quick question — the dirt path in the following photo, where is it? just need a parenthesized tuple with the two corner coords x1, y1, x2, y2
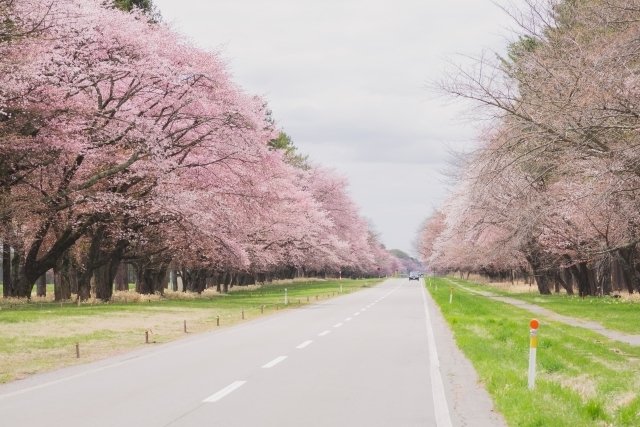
(446, 279, 640, 346)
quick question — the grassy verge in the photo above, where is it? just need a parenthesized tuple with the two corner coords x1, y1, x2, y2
(444, 277, 640, 335)
(0, 278, 379, 384)
(428, 277, 640, 427)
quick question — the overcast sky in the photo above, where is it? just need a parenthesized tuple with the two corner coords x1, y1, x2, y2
(154, 0, 518, 255)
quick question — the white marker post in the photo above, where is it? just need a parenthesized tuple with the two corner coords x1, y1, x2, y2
(528, 319, 539, 390)
(285, 288, 288, 305)
(449, 287, 453, 304)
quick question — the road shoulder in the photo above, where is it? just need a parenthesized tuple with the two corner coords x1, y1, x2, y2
(424, 283, 507, 427)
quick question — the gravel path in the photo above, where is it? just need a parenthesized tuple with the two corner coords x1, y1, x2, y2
(446, 279, 640, 346)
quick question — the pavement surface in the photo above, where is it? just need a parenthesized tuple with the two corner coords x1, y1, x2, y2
(447, 279, 640, 346)
(0, 278, 505, 427)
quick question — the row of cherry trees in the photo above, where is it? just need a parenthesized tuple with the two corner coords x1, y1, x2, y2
(0, 0, 399, 300)
(418, 0, 640, 295)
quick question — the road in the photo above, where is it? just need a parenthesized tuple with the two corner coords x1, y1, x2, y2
(0, 278, 504, 426)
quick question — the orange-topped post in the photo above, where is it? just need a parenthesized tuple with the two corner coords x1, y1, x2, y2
(528, 318, 540, 389)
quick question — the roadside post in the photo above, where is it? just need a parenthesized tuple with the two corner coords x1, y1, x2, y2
(285, 288, 288, 305)
(528, 319, 539, 390)
(449, 287, 453, 304)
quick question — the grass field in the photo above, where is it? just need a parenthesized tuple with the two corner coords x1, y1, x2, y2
(445, 278, 640, 335)
(428, 277, 640, 426)
(0, 278, 380, 384)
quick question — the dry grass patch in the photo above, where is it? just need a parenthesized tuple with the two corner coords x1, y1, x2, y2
(1, 306, 239, 383)
(547, 373, 598, 400)
(1, 278, 379, 384)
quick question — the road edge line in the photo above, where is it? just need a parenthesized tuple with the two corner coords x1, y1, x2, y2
(421, 281, 453, 427)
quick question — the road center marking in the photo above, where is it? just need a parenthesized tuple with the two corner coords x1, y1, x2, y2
(354, 312, 361, 316)
(334, 322, 343, 328)
(262, 356, 288, 369)
(318, 330, 331, 336)
(345, 317, 352, 322)
(296, 340, 313, 349)
(203, 381, 246, 403)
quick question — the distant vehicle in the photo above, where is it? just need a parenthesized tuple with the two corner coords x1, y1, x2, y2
(408, 272, 420, 281)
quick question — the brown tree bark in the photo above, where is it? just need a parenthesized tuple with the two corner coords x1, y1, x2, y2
(615, 247, 638, 294)
(54, 254, 72, 301)
(2, 243, 11, 297)
(525, 254, 551, 295)
(170, 269, 178, 291)
(135, 263, 168, 295)
(36, 273, 47, 297)
(114, 262, 128, 291)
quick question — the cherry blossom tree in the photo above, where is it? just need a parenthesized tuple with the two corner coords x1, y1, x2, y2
(422, 0, 640, 294)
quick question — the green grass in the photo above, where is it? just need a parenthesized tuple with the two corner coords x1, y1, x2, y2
(428, 277, 640, 427)
(444, 277, 640, 335)
(0, 278, 380, 383)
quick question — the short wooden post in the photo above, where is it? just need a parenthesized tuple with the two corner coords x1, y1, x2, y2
(216, 315, 220, 326)
(75, 343, 80, 358)
(145, 330, 149, 344)
(183, 320, 187, 333)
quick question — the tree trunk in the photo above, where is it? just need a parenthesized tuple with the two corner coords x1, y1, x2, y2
(2, 243, 11, 297)
(525, 254, 551, 295)
(136, 264, 168, 295)
(36, 273, 47, 297)
(611, 256, 624, 292)
(569, 262, 597, 297)
(54, 253, 72, 301)
(617, 246, 639, 293)
(170, 269, 178, 291)
(114, 262, 128, 291)
(558, 267, 574, 295)
(12, 248, 39, 299)
(597, 258, 612, 296)
(94, 264, 113, 301)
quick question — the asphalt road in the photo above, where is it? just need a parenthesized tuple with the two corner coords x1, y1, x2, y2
(0, 278, 504, 426)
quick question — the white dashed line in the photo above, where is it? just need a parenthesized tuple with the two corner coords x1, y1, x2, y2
(203, 381, 247, 403)
(334, 322, 343, 328)
(262, 356, 288, 369)
(345, 317, 352, 322)
(354, 312, 361, 316)
(318, 330, 331, 337)
(296, 340, 313, 349)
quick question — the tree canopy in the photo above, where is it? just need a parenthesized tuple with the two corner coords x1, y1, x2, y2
(0, 0, 399, 300)
(419, 0, 640, 296)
